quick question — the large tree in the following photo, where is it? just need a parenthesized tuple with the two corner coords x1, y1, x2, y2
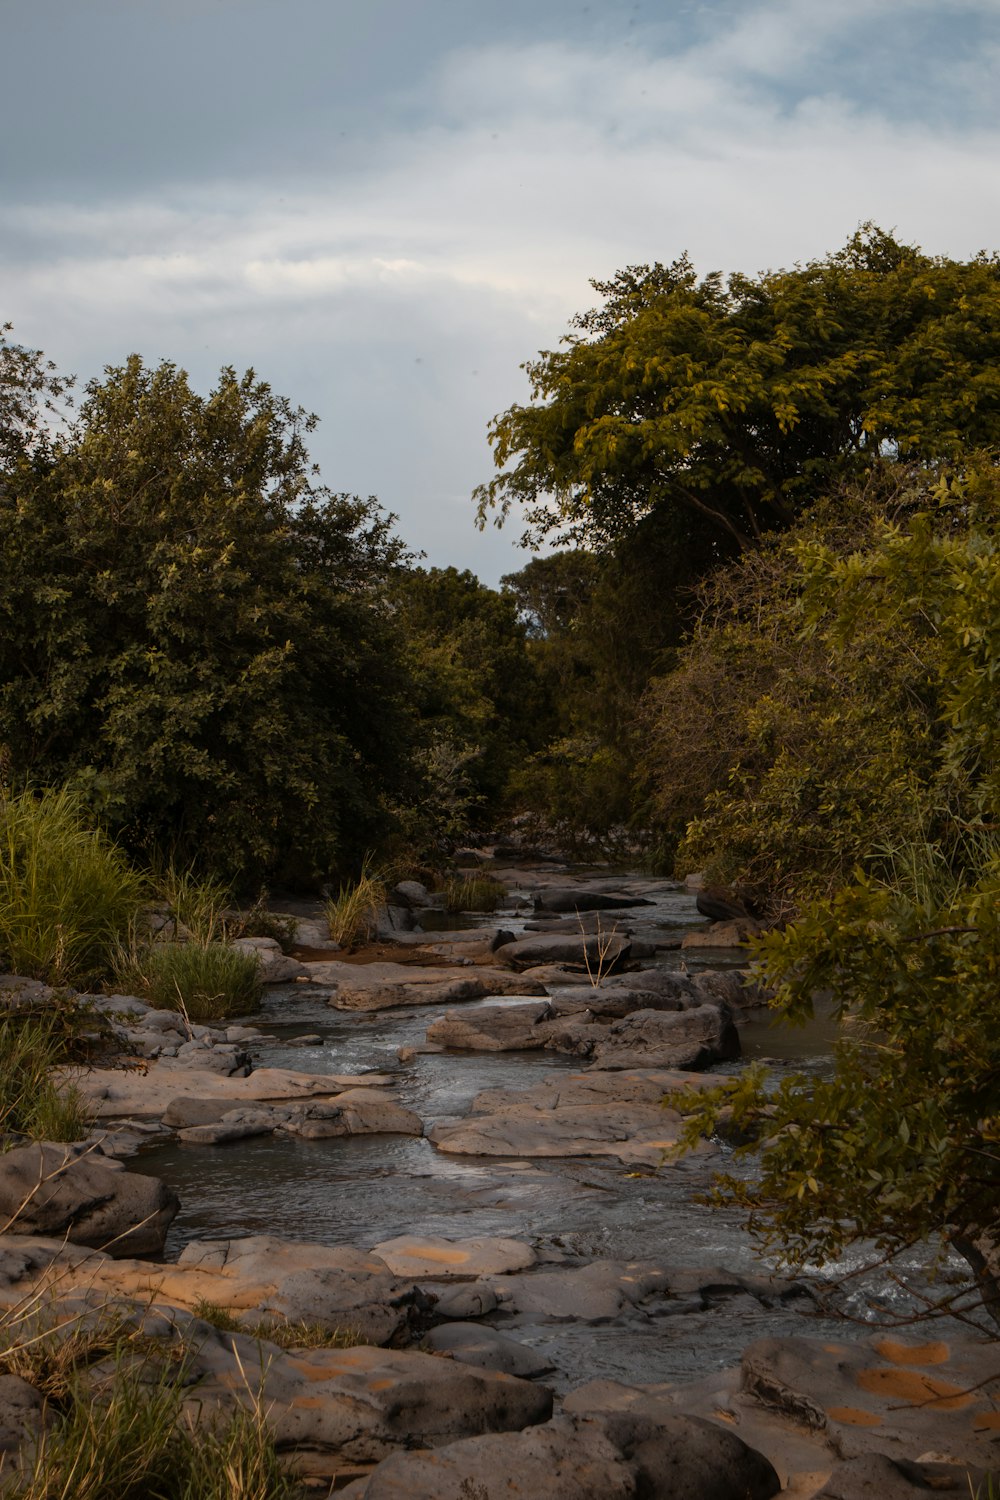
(0, 347, 414, 883)
(475, 227, 1000, 561)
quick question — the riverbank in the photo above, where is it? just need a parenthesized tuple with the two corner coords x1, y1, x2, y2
(0, 860, 995, 1496)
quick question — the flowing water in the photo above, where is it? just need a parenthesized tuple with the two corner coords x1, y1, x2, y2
(137, 876, 974, 1391)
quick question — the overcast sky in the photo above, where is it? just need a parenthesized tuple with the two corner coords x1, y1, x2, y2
(4, 0, 1000, 582)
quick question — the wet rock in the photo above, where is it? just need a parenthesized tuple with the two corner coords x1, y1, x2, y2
(533, 888, 654, 913)
(426, 1002, 554, 1051)
(70, 1061, 398, 1122)
(0, 1144, 177, 1256)
(588, 1003, 741, 1071)
(429, 1067, 721, 1165)
(308, 960, 545, 1010)
(372, 1235, 535, 1279)
(422, 1323, 555, 1378)
(493, 933, 631, 973)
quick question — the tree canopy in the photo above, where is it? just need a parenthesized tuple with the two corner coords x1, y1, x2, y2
(475, 227, 1000, 561)
(0, 346, 414, 883)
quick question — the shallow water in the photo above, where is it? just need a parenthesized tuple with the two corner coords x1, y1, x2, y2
(137, 876, 975, 1390)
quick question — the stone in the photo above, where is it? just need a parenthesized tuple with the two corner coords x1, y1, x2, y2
(0, 1373, 46, 1466)
(337, 1410, 780, 1500)
(533, 888, 654, 913)
(422, 1323, 554, 1378)
(493, 933, 632, 973)
(390, 880, 431, 908)
(372, 1235, 535, 1278)
(682, 920, 757, 949)
(426, 1282, 499, 1319)
(305, 960, 546, 1010)
(67, 1061, 398, 1121)
(0, 1144, 177, 1256)
(426, 1002, 554, 1051)
(228, 936, 308, 983)
(588, 1004, 741, 1071)
(429, 1068, 722, 1165)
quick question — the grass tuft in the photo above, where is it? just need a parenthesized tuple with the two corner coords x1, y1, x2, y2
(0, 1008, 96, 1143)
(116, 941, 262, 1023)
(192, 1300, 365, 1351)
(441, 873, 507, 914)
(325, 858, 386, 950)
(0, 787, 145, 988)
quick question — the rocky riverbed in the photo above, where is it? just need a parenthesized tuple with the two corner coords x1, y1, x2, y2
(0, 862, 996, 1496)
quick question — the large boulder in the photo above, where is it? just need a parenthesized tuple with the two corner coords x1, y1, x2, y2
(533, 888, 654, 913)
(426, 1002, 554, 1051)
(337, 1410, 780, 1499)
(0, 1144, 177, 1256)
(588, 1004, 741, 1071)
(493, 933, 631, 974)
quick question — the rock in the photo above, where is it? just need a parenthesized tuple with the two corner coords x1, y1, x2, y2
(422, 1323, 554, 1378)
(338, 1410, 780, 1499)
(814, 1452, 983, 1498)
(588, 1004, 741, 1071)
(68, 1061, 398, 1121)
(682, 920, 758, 949)
(426, 1002, 554, 1051)
(426, 1282, 499, 1319)
(0, 1144, 177, 1256)
(306, 961, 546, 1010)
(228, 936, 308, 983)
(696, 889, 756, 923)
(0, 1374, 47, 1467)
(390, 880, 431, 908)
(429, 1068, 721, 1165)
(372, 1235, 535, 1279)
(533, 888, 654, 913)
(739, 1333, 1000, 1474)
(493, 933, 631, 973)
(0, 975, 60, 1011)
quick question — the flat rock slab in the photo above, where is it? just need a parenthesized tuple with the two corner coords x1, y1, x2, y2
(0, 1232, 428, 1346)
(372, 1235, 536, 1279)
(422, 1323, 554, 1378)
(174, 1089, 423, 1145)
(428, 1068, 723, 1165)
(494, 933, 631, 973)
(305, 960, 545, 1010)
(338, 1410, 780, 1500)
(426, 1002, 554, 1051)
(69, 1063, 397, 1120)
(740, 1333, 1000, 1475)
(533, 888, 655, 913)
(588, 1004, 741, 1071)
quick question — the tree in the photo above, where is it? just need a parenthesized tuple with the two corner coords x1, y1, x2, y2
(390, 566, 552, 836)
(475, 227, 1000, 564)
(670, 465, 1000, 1325)
(0, 352, 415, 884)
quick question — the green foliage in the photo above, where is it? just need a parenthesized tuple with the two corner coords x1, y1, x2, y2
(476, 228, 1000, 562)
(0, 351, 415, 885)
(390, 566, 553, 838)
(119, 941, 262, 1022)
(506, 736, 638, 859)
(0, 1007, 94, 1144)
(324, 858, 386, 949)
(0, 787, 145, 987)
(670, 846, 1000, 1322)
(642, 469, 984, 913)
(154, 866, 232, 944)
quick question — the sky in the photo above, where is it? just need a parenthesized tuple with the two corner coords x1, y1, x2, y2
(3, 0, 1000, 583)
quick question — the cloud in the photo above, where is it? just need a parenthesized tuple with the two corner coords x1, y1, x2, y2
(4, 1, 1000, 580)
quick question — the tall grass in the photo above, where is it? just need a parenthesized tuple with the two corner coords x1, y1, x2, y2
(325, 858, 386, 949)
(154, 865, 232, 944)
(0, 788, 145, 988)
(440, 873, 507, 914)
(116, 941, 262, 1023)
(2, 1305, 301, 1499)
(0, 1009, 95, 1143)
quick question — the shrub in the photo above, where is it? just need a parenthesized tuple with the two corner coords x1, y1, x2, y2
(0, 787, 145, 987)
(119, 942, 261, 1023)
